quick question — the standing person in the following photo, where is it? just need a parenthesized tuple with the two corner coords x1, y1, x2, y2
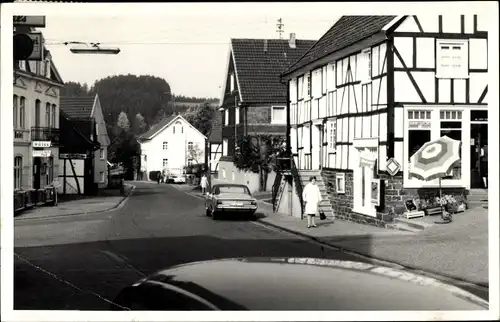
(481, 143, 488, 188)
(200, 173, 208, 194)
(302, 176, 322, 228)
(156, 172, 161, 184)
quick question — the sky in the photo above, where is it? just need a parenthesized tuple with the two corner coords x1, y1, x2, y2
(37, 4, 340, 99)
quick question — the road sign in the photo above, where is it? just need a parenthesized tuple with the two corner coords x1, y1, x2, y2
(386, 158, 401, 177)
(14, 16, 46, 27)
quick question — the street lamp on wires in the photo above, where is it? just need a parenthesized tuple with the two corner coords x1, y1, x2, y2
(64, 41, 121, 55)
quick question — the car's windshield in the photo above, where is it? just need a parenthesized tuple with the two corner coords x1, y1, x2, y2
(217, 186, 250, 195)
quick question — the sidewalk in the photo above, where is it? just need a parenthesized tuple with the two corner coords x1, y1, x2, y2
(14, 184, 135, 220)
(176, 183, 488, 286)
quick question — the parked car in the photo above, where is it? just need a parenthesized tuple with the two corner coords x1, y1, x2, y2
(205, 184, 257, 220)
(110, 257, 489, 311)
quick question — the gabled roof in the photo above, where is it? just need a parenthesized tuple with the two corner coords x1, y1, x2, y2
(138, 114, 207, 141)
(59, 96, 96, 120)
(282, 16, 397, 76)
(221, 38, 317, 105)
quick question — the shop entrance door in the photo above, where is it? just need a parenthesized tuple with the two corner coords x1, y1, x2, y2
(470, 123, 488, 189)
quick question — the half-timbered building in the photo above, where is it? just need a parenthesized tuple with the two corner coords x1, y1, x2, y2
(279, 15, 488, 226)
(216, 36, 316, 193)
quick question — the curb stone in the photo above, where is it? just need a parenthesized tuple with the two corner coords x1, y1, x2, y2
(14, 184, 136, 221)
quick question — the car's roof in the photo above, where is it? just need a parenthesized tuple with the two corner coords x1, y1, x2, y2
(131, 258, 488, 311)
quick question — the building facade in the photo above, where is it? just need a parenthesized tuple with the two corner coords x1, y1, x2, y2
(216, 37, 316, 193)
(138, 115, 207, 180)
(14, 45, 64, 191)
(59, 95, 110, 189)
(280, 15, 488, 226)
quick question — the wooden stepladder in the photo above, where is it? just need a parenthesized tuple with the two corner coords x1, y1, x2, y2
(274, 176, 287, 213)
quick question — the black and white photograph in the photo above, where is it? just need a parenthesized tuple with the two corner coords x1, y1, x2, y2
(1, 1, 498, 321)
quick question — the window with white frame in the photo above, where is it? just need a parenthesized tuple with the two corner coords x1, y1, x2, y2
(223, 139, 228, 156)
(327, 120, 337, 152)
(224, 109, 229, 126)
(230, 73, 235, 92)
(306, 73, 311, 98)
(235, 106, 240, 125)
(360, 49, 372, 83)
(298, 76, 304, 99)
(163, 159, 169, 168)
(271, 106, 286, 124)
(100, 148, 105, 160)
(163, 141, 168, 150)
(13, 95, 18, 128)
(100, 171, 105, 183)
(20, 97, 25, 129)
(436, 39, 469, 79)
(336, 173, 345, 194)
(51, 104, 56, 127)
(322, 66, 327, 94)
(14, 156, 22, 190)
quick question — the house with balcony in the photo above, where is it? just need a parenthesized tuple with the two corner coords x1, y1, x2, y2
(278, 15, 488, 226)
(216, 36, 316, 193)
(59, 95, 110, 193)
(138, 114, 207, 180)
(14, 47, 64, 191)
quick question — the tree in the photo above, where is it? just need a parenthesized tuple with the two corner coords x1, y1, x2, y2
(60, 81, 89, 97)
(133, 113, 147, 135)
(187, 142, 204, 165)
(234, 134, 287, 191)
(182, 102, 217, 137)
(117, 111, 130, 131)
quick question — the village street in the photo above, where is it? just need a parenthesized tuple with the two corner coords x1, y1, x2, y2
(14, 181, 489, 310)
(14, 181, 378, 310)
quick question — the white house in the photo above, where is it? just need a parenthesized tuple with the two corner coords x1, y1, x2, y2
(279, 15, 488, 226)
(138, 114, 207, 180)
(14, 40, 64, 191)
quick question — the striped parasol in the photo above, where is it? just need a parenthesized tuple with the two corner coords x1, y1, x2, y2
(409, 135, 461, 181)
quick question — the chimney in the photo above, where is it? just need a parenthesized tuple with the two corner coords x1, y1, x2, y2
(264, 39, 268, 52)
(289, 33, 296, 49)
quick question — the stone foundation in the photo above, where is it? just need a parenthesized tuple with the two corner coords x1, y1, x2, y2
(320, 169, 467, 228)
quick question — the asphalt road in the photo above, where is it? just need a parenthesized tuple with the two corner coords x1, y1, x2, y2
(14, 182, 381, 310)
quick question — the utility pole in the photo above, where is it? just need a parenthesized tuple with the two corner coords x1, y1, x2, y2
(276, 18, 284, 39)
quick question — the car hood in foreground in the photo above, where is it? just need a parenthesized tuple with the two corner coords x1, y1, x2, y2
(114, 258, 488, 311)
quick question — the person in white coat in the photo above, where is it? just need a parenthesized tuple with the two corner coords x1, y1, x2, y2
(200, 173, 209, 194)
(302, 176, 322, 228)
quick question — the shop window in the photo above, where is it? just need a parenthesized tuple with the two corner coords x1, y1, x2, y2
(440, 111, 463, 180)
(14, 156, 22, 190)
(407, 110, 432, 180)
(336, 173, 345, 194)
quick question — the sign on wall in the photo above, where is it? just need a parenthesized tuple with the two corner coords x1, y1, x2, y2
(14, 16, 46, 27)
(408, 121, 431, 129)
(33, 150, 52, 158)
(386, 158, 401, 177)
(33, 141, 51, 148)
(60, 153, 88, 159)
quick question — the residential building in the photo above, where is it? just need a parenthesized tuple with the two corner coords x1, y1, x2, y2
(208, 112, 223, 174)
(279, 15, 488, 226)
(138, 114, 207, 180)
(14, 42, 64, 191)
(59, 95, 110, 190)
(216, 36, 316, 193)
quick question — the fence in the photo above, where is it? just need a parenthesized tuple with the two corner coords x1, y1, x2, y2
(14, 186, 58, 216)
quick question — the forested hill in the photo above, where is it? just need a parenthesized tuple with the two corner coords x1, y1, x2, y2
(61, 74, 218, 136)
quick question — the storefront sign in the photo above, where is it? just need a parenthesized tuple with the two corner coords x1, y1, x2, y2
(33, 150, 52, 157)
(409, 121, 431, 129)
(60, 153, 87, 159)
(386, 158, 401, 176)
(33, 141, 51, 148)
